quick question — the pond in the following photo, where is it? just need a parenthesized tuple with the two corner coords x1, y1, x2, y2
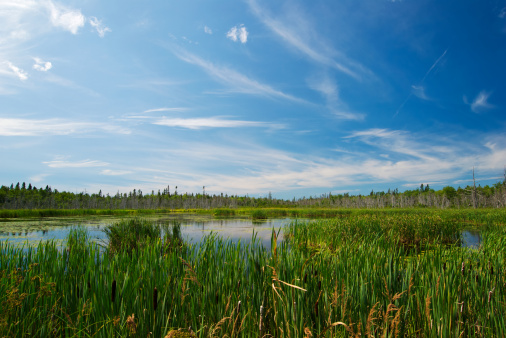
(0, 215, 482, 250)
(0, 214, 292, 249)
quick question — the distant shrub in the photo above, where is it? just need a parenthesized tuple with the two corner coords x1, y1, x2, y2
(251, 209, 268, 220)
(213, 208, 236, 217)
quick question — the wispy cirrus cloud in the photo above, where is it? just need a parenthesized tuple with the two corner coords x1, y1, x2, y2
(153, 116, 284, 130)
(100, 169, 132, 176)
(172, 48, 306, 103)
(247, 0, 371, 80)
(465, 91, 494, 113)
(128, 129, 506, 195)
(143, 107, 189, 113)
(0, 118, 130, 136)
(307, 73, 364, 120)
(89, 17, 111, 38)
(411, 85, 429, 100)
(4, 61, 28, 80)
(43, 159, 109, 168)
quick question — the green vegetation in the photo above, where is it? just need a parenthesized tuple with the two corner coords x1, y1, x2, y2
(251, 209, 268, 220)
(1, 177, 506, 211)
(1, 211, 505, 336)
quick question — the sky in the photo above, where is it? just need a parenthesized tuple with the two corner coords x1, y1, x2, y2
(1, 0, 505, 199)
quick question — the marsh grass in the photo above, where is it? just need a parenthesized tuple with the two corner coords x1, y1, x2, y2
(103, 218, 161, 254)
(0, 212, 505, 336)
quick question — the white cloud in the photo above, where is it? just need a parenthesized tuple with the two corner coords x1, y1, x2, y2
(467, 91, 494, 113)
(43, 159, 109, 168)
(172, 48, 306, 103)
(153, 117, 283, 130)
(47, 1, 85, 34)
(247, 0, 371, 80)
(32, 57, 52, 71)
(307, 73, 364, 120)
(89, 16, 111, 38)
(0, 118, 130, 136)
(226, 24, 248, 43)
(5, 61, 28, 80)
(204, 25, 212, 34)
(143, 107, 189, 113)
(29, 173, 50, 183)
(100, 169, 132, 176)
(499, 7, 506, 19)
(411, 85, 429, 100)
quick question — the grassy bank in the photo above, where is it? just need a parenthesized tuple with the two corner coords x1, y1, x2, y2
(3, 206, 506, 222)
(1, 213, 505, 336)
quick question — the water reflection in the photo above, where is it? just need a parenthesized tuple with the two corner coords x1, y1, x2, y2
(461, 230, 481, 248)
(0, 215, 291, 249)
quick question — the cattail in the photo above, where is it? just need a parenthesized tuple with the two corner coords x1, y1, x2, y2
(490, 264, 494, 275)
(443, 262, 446, 271)
(488, 289, 494, 303)
(237, 301, 241, 314)
(475, 274, 479, 283)
(237, 280, 241, 293)
(461, 262, 465, 275)
(293, 301, 297, 323)
(153, 287, 158, 311)
(111, 279, 116, 303)
(215, 290, 219, 304)
(304, 273, 307, 284)
(259, 305, 264, 333)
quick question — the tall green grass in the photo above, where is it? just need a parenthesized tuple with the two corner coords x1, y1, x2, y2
(0, 214, 505, 336)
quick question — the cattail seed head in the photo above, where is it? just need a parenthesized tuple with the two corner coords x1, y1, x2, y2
(443, 262, 446, 271)
(111, 279, 117, 303)
(461, 262, 465, 275)
(488, 290, 493, 303)
(153, 287, 158, 311)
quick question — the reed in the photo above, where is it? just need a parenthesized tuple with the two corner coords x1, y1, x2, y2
(0, 212, 505, 336)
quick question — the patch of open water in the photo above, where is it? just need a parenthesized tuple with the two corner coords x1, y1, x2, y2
(0, 215, 482, 250)
(0, 214, 292, 249)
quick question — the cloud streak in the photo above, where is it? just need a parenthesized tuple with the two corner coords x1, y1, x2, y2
(0, 118, 130, 136)
(153, 116, 284, 130)
(307, 74, 364, 120)
(89, 17, 111, 37)
(5, 61, 28, 80)
(43, 160, 109, 168)
(247, 0, 371, 80)
(467, 91, 494, 113)
(172, 48, 306, 103)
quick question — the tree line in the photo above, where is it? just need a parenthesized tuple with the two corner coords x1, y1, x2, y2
(1, 179, 505, 210)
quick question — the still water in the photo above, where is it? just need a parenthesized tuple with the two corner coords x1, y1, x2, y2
(0, 214, 292, 249)
(0, 214, 481, 249)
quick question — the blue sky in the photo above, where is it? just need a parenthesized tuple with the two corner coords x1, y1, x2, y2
(1, 0, 505, 198)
